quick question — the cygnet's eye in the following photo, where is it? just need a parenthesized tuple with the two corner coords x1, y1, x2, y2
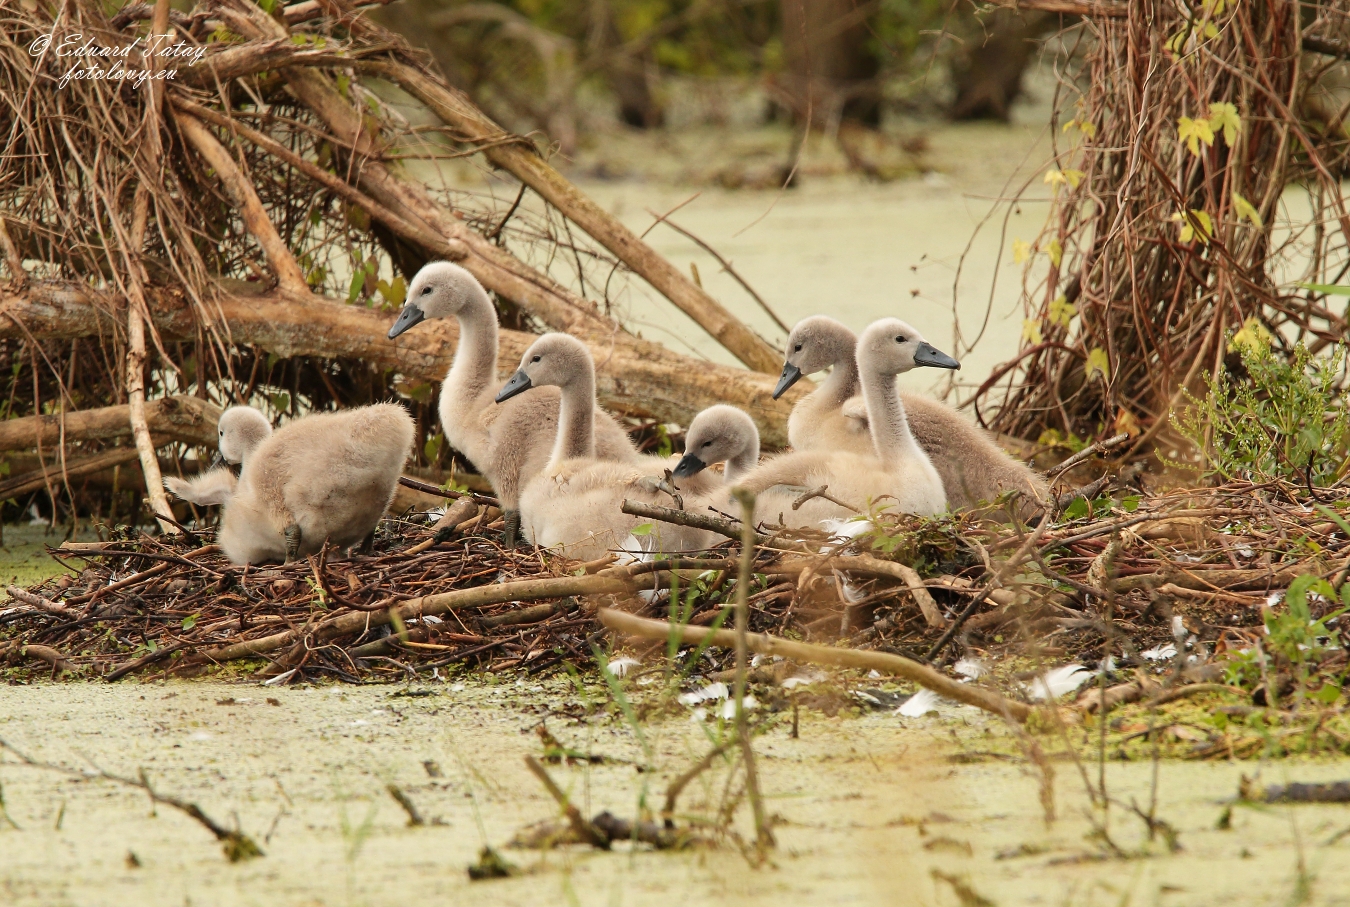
(420, 286, 432, 296)
(531, 355, 541, 363)
(895, 335, 908, 344)
(793, 343, 802, 352)
(702, 440, 712, 448)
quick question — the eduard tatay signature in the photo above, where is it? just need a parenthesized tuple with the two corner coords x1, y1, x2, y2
(30, 32, 208, 90)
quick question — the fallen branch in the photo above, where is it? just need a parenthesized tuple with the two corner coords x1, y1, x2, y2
(1, 282, 796, 447)
(360, 58, 782, 373)
(0, 447, 143, 502)
(1049, 432, 1129, 480)
(598, 608, 1032, 722)
(191, 569, 673, 666)
(0, 395, 222, 452)
(20, 644, 76, 674)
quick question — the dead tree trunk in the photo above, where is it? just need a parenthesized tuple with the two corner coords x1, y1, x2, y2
(780, 0, 881, 127)
(948, 9, 1055, 122)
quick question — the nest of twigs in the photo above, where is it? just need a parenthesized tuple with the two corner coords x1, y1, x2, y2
(4, 479, 1348, 710)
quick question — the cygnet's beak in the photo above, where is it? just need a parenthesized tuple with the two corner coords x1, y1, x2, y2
(913, 342, 960, 370)
(387, 303, 426, 339)
(495, 369, 533, 404)
(672, 453, 707, 478)
(772, 362, 803, 399)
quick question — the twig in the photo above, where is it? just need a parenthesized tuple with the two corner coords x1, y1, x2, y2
(662, 741, 735, 825)
(523, 755, 608, 848)
(730, 487, 773, 858)
(924, 515, 1053, 662)
(0, 736, 262, 861)
(835, 557, 947, 629)
(621, 499, 770, 545)
(791, 484, 862, 514)
(1049, 433, 1130, 480)
(386, 784, 425, 826)
(645, 209, 790, 334)
(397, 475, 494, 504)
(598, 609, 1033, 722)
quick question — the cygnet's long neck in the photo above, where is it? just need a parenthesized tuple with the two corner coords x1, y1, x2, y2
(819, 336, 861, 408)
(724, 433, 760, 485)
(858, 358, 924, 471)
(551, 361, 597, 466)
(444, 285, 499, 411)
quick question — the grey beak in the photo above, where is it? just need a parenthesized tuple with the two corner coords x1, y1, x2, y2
(495, 369, 533, 404)
(210, 450, 225, 470)
(672, 453, 707, 478)
(913, 342, 960, 370)
(387, 303, 426, 339)
(772, 363, 803, 399)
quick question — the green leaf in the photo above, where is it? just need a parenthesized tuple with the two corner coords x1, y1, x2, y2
(1049, 295, 1077, 329)
(630, 522, 653, 537)
(1297, 282, 1350, 296)
(1120, 495, 1141, 513)
(1231, 192, 1262, 227)
(1209, 102, 1236, 145)
(1086, 347, 1110, 382)
(336, 73, 350, 99)
(270, 391, 290, 414)
(1064, 497, 1089, 520)
(1313, 683, 1342, 705)
(1171, 209, 1213, 244)
(181, 615, 198, 630)
(1177, 115, 1215, 157)
(423, 432, 443, 463)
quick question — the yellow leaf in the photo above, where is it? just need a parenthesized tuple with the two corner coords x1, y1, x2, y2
(1177, 116, 1214, 157)
(1228, 317, 1273, 355)
(1086, 348, 1110, 382)
(1043, 169, 1067, 188)
(1022, 319, 1044, 345)
(1049, 294, 1077, 329)
(1208, 102, 1241, 146)
(1079, 122, 1096, 139)
(1165, 30, 1188, 56)
(1011, 239, 1032, 265)
(1047, 239, 1063, 268)
(1062, 169, 1085, 189)
(1232, 191, 1262, 227)
(1202, 22, 1218, 39)
(1171, 209, 1213, 244)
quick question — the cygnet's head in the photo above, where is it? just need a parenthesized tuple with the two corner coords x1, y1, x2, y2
(856, 318, 960, 377)
(495, 333, 593, 403)
(673, 405, 760, 480)
(387, 261, 489, 339)
(774, 316, 858, 399)
(215, 406, 272, 466)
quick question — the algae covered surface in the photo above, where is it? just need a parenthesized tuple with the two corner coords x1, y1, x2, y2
(2, 679, 1350, 907)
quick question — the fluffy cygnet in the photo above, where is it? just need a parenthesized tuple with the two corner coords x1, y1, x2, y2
(165, 404, 414, 565)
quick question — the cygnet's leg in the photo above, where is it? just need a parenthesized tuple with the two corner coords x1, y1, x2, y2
(283, 524, 302, 563)
(358, 531, 376, 555)
(502, 509, 522, 548)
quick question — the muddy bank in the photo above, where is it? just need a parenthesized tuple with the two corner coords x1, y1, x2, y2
(3, 680, 1349, 906)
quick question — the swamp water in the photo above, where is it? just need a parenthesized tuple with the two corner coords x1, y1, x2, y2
(3, 680, 1350, 906)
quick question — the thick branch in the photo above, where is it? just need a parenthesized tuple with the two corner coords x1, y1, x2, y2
(175, 112, 310, 295)
(0, 395, 221, 452)
(0, 282, 798, 446)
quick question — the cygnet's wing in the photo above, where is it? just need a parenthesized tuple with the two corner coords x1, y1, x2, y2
(164, 468, 237, 506)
